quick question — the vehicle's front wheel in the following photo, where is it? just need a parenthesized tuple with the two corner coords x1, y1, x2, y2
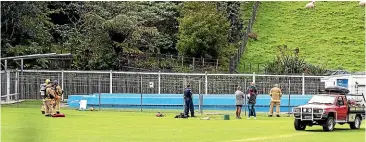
(350, 115, 361, 129)
(294, 119, 306, 130)
(323, 117, 335, 131)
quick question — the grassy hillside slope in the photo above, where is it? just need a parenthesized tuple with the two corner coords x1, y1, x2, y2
(238, 1, 365, 73)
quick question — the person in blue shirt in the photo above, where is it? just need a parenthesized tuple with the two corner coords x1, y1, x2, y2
(184, 84, 195, 117)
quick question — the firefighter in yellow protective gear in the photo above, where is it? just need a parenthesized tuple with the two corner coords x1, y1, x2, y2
(45, 84, 56, 117)
(40, 79, 51, 114)
(269, 84, 282, 117)
(53, 80, 63, 114)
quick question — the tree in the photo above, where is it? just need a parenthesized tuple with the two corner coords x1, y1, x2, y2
(177, 2, 230, 60)
(137, 2, 181, 54)
(226, 2, 242, 43)
(1, 1, 223, 72)
(1, 1, 53, 69)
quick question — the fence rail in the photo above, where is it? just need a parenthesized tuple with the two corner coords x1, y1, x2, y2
(1, 70, 326, 102)
(102, 52, 223, 73)
(2, 52, 224, 74)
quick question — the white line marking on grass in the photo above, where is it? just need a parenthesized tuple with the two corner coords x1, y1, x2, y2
(225, 133, 311, 142)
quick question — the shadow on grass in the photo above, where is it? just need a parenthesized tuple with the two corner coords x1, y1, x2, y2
(304, 128, 365, 132)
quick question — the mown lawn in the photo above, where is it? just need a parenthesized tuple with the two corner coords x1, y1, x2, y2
(1, 101, 365, 142)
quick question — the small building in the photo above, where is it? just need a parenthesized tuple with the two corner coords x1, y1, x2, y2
(321, 72, 366, 95)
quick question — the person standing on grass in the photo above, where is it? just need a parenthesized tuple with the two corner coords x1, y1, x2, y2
(235, 86, 245, 119)
(53, 80, 63, 114)
(247, 82, 258, 119)
(184, 84, 195, 117)
(269, 84, 282, 117)
(45, 84, 56, 117)
(40, 79, 51, 114)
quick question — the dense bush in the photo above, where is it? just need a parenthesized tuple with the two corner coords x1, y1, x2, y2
(264, 45, 327, 75)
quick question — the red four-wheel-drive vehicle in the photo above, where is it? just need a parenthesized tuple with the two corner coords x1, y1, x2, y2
(292, 86, 366, 131)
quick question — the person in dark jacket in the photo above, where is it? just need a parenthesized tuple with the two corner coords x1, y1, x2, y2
(247, 82, 258, 119)
(184, 84, 195, 117)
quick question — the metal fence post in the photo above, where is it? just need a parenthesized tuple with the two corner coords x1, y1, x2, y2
(0, 70, 2, 98)
(302, 73, 305, 95)
(288, 80, 291, 117)
(20, 63, 24, 99)
(201, 71, 208, 114)
(140, 75, 143, 112)
(20, 59, 23, 72)
(199, 79, 202, 114)
(216, 59, 218, 71)
(205, 71, 208, 96)
(6, 67, 10, 101)
(252, 72, 256, 83)
(61, 70, 64, 101)
(158, 71, 161, 94)
(244, 79, 247, 116)
(98, 75, 101, 111)
(183, 77, 186, 112)
(110, 70, 113, 94)
(204, 72, 208, 114)
(15, 70, 18, 101)
(18, 70, 21, 100)
(88, 75, 92, 94)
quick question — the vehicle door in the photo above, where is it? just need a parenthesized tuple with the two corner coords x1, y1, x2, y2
(335, 96, 348, 121)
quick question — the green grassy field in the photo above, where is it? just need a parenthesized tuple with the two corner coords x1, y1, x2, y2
(1, 101, 365, 142)
(239, 1, 365, 73)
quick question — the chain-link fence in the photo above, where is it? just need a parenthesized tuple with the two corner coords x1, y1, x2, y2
(1, 69, 330, 113)
(1, 70, 327, 99)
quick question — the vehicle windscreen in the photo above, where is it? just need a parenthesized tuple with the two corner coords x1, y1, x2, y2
(308, 95, 335, 104)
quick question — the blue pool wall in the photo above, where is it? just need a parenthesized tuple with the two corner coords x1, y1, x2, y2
(67, 94, 313, 112)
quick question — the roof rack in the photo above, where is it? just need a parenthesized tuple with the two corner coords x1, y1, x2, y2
(320, 86, 350, 94)
(318, 86, 366, 104)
